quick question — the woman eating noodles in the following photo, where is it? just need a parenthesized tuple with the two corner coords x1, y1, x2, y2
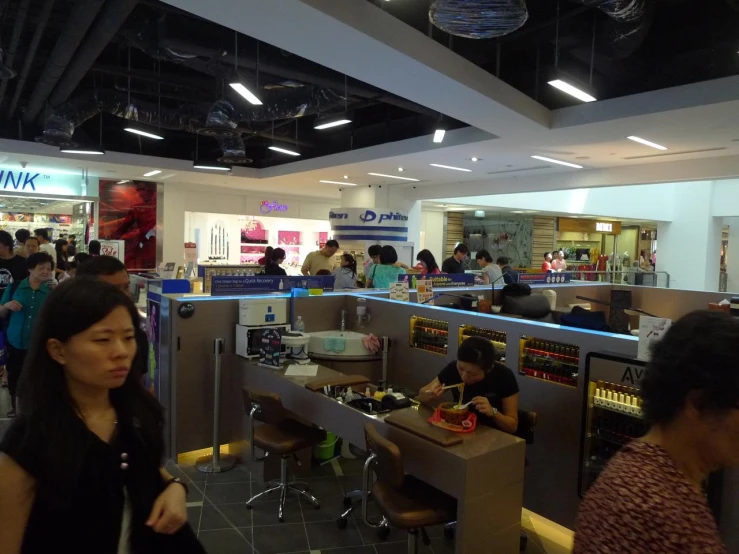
(419, 336, 519, 433)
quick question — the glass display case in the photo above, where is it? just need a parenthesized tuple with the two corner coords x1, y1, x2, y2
(579, 352, 648, 496)
(459, 325, 506, 362)
(519, 336, 580, 386)
(409, 316, 448, 355)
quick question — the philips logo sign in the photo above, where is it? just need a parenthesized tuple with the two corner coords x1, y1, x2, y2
(328, 210, 409, 224)
(0, 170, 44, 191)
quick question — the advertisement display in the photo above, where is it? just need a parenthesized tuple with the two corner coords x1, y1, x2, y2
(518, 272, 572, 285)
(329, 208, 409, 242)
(210, 275, 335, 295)
(398, 273, 476, 288)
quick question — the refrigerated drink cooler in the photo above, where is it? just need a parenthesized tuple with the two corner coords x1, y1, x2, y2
(579, 352, 648, 496)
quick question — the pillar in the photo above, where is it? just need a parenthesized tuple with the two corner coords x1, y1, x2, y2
(656, 182, 722, 292)
(725, 218, 739, 293)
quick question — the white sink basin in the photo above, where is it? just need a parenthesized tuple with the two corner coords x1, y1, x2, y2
(308, 330, 373, 357)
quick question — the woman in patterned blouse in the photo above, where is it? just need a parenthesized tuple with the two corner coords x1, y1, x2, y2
(575, 310, 738, 554)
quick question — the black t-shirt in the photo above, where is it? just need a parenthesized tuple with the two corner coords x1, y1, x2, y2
(441, 256, 464, 274)
(263, 263, 287, 276)
(0, 255, 28, 295)
(437, 361, 519, 426)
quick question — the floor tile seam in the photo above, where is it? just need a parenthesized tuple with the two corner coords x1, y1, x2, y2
(202, 482, 258, 551)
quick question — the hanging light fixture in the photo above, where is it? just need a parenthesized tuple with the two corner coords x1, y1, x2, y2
(314, 75, 351, 130)
(433, 114, 447, 143)
(229, 32, 262, 105)
(268, 120, 301, 156)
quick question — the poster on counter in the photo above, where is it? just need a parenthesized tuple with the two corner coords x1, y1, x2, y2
(416, 279, 434, 305)
(389, 281, 410, 302)
(259, 328, 283, 368)
(210, 275, 335, 295)
(637, 316, 672, 361)
(398, 273, 475, 288)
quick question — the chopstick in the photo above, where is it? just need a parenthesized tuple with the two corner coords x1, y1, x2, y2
(422, 383, 464, 393)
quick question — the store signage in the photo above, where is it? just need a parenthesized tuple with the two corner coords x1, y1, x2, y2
(260, 200, 288, 214)
(595, 222, 613, 232)
(0, 170, 42, 190)
(559, 218, 622, 235)
(210, 275, 335, 296)
(0, 168, 88, 196)
(398, 273, 475, 288)
(620, 365, 645, 386)
(517, 272, 572, 285)
(329, 208, 409, 242)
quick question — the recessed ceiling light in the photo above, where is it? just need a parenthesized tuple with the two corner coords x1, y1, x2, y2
(470, 157, 479, 162)
(143, 170, 162, 177)
(320, 180, 358, 186)
(429, 163, 471, 172)
(547, 79, 597, 103)
(268, 144, 301, 156)
(117, 180, 130, 184)
(229, 80, 262, 105)
(314, 113, 352, 130)
(530, 155, 583, 169)
(626, 136, 668, 151)
(367, 172, 419, 182)
(397, 167, 404, 172)
(193, 161, 232, 171)
(343, 175, 349, 179)
(124, 127, 164, 140)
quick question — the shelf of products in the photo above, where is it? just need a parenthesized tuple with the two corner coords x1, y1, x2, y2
(518, 337, 579, 386)
(458, 325, 506, 361)
(409, 316, 448, 355)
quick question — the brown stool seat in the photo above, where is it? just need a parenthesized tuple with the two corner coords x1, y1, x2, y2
(372, 475, 456, 529)
(253, 419, 325, 455)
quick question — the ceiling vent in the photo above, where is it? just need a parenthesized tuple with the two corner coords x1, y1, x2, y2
(429, 0, 529, 39)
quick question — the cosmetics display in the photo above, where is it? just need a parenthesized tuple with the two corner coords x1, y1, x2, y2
(197, 264, 262, 293)
(579, 352, 648, 496)
(519, 337, 580, 386)
(459, 325, 507, 361)
(208, 221, 230, 260)
(409, 316, 448, 355)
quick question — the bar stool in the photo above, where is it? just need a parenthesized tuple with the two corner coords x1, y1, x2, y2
(359, 423, 456, 553)
(242, 389, 325, 522)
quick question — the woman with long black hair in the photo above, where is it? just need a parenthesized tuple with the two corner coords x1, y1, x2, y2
(333, 253, 358, 289)
(0, 278, 204, 554)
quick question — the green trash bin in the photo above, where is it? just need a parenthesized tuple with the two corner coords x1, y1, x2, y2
(314, 431, 338, 461)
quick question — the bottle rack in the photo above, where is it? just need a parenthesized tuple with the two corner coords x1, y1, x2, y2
(409, 316, 448, 355)
(518, 337, 579, 387)
(581, 379, 646, 493)
(458, 325, 506, 361)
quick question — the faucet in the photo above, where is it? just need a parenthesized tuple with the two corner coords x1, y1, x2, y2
(340, 310, 347, 332)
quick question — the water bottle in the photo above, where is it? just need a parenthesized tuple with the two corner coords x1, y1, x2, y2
(293, 315, 305, 333)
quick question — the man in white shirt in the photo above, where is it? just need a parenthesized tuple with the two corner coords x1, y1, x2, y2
(34, 228, 57, 267)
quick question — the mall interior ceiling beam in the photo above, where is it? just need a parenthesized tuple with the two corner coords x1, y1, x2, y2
(162, 0, 551, 137)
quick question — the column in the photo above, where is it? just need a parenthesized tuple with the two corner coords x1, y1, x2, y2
(656, 182, 722, 292)
(725, 218, 739, 293)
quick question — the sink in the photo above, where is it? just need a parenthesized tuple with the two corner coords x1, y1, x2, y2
(308, 330, 373, 357)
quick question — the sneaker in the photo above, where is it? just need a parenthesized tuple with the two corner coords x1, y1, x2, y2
(6, 409, 15, 418)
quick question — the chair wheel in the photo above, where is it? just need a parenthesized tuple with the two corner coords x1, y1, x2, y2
(336, 517, 348, 530)
(377, 525, 390, 540)
(342, 495, 353, 508)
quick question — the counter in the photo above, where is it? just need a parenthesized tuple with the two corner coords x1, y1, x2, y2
(241, 360, 525, 554)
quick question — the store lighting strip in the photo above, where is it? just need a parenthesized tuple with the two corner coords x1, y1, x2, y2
(229, 82, 263, 106)
(530, 155, 583, 169)
(124, 127, 165, 140)
(367, 172, 420, 182)
(626, 136, 668, 151)
(547, 79, 597, 103)
(429, 163, 471, 172)
(60, 148, 105, 155)
(320, 180, 358, 186)
(268, 145, 301, 156)
(143, 170, 162, 177)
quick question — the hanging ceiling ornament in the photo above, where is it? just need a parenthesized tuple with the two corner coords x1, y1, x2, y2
(429, 0, 529, 39)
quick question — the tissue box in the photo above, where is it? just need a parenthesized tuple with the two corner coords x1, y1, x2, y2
(708, 302, 731, 313)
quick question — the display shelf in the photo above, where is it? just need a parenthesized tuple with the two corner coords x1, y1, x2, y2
(518, 337, 579, 387)
(458, 325, 506, 361)
(410, 316, 448, 356)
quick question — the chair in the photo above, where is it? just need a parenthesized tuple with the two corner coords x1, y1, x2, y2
(443, 410, 539, 550)
(359, 423, 456, 553)
(336, 444, 370, 528)
(242, 389, 326, 522)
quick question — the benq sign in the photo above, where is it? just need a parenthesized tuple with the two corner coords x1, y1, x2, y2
(596, 222, 613, 232)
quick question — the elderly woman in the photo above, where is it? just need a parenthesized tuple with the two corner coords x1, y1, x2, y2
(574, 310, 738, 553)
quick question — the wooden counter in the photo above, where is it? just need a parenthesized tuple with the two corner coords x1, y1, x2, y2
(241, 360, 526, 554)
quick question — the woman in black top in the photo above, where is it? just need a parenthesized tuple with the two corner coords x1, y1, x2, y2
(53, 238, 68, 277)
(263, 247, 287, 276)
(418, 336, 519, 433)
(0, 278, 204, 554)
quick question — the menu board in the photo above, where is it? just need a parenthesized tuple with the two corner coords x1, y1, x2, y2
(416, 279, 434, 305)
(259, 328, 283, 367)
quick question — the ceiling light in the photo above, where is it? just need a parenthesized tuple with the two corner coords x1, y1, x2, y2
(626, 136, 668, 151)
(268, 144, 301, 156)
(143, 170, 162, 177)
(229, 80, 262, 106)
(470, 157, 479, 162)
(320, 180, 358, 186)
(193, 161, 232, 171)
(511, 210, 525, 214)
(117, 180, 130, 184)
(343, 175, 349, 179)
(59, 146, 105, 155)
(160, 173, 176, 180)
(429, 163, 471, 172)
(398, 167, 404, 172)
(367, 172, 419, 182)
(124, 127, 164, 140)
(433, 129, 446, 143)
(530, 155, 583, 169)
(547, 79, 597, 103)
(314, 113, 352, 130)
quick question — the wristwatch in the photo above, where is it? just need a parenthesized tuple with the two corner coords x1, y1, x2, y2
(166, 477, 189, 495)
(492, 407, 498, 416)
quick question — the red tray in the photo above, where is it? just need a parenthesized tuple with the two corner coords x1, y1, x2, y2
(428, 408, 477, 433)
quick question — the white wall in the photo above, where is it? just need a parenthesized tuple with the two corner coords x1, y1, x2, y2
(420, 210, 444, 259)
(162, 182, 339, 266)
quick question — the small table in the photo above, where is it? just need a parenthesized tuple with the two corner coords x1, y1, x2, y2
(240, 360, 526, 554)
